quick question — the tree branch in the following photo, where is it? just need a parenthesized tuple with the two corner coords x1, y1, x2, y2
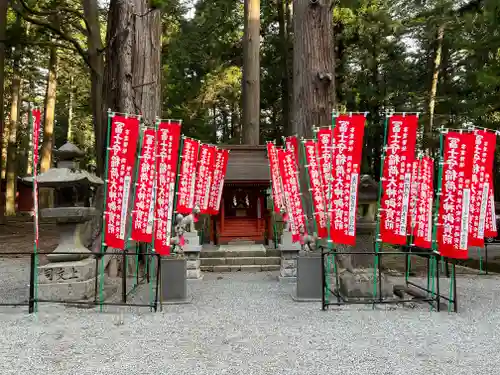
(12, 1, 92, 69)
(16, 0, 91, 34)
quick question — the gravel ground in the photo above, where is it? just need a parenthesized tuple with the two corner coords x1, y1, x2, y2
(0, 258, 500, 375)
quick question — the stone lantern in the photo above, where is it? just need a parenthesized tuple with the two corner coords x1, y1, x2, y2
(23, 142, 104, 301)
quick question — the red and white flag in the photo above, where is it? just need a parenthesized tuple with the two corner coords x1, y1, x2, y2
(316, 128, 334, 226)
(413, 156, 434, 249)
(408, 159, 420, 234)
(437, 132, 475, 259)
(104, 115, 140, 250)
(208, 149, 229, 215)
(153, 121, 182, 255)
(469, 130, 496, 247)
(285, 135, 299, 166)
(194, 144, 216, 214)
(266, 142, 285, 213)
(485, 177, 497, 239)
(303, 140, 328, 238)
(330, 114, 366, 246)
(131, 128, 157, 243)
(31, 108, 42, 248)
(278, 148, 306, 242)
(380, 114, 419, 245)
(176, 138, 200, 214)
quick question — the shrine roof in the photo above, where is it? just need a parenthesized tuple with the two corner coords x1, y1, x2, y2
(218, 144, 270, 182)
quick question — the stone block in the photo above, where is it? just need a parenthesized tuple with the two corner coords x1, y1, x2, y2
(294, 254, 322, 301)
(281, 267, 297, 277)
(186, 259, 200, 269)
(160, 258, 188, 302)
(281, 259, 296, 269)
(37, 275, 100, 301)
(261, 265, 280, 271)
(279, 231, 302, 251)
(186, 268, 202, 279)
(337, 268, 394, 300)
(38, 257, 97, 284)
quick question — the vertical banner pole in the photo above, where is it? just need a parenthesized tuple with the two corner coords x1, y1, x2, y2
(99, 110, 113, 312)
(372, 114, 390, 306)
(29, 107, 39, 313)
(431, 129, 445, 311)
(325, 113, 337, 304)
(123, 119, 145, 301)
(149, 118, 160, 310)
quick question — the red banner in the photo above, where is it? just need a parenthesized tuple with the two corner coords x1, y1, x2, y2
(104, 115, 140, 250)
(304, 140, 328, 238)
(130, 128, 156, 243)
(317, 128, 334, 227)
(266, 142, 285, 213)
(285, 135, 299, 166)
(208, 149, 229, 215)
(153, 121, 182, 255)
(330, 114, 366, 245)
(194, 144, 216, 214)
(437, 132, 475, 259)
(380, 115, 418, 245)
(485, 177, 497, 238)
(408, 159, 420, 234)
(176, 138, 200, 214)
(413, 156, 434, 249)
(32, 109, 42, 247)
(277, 148, 303, 242)
(469, 130, 496, 247)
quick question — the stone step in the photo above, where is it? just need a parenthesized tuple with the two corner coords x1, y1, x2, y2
(200, 256, 280, 266)
(201, 264, 280, 272)
(201, 249, 281, 258)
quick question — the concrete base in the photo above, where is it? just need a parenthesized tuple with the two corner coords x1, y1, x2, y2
(279, 248, 299, 282)
(161, 295, 193, 305)
(295, 254, 322, 301)
(185, 249, 202, 280)
(161, 258, 188, 302)
(37, 275, 101, 301)
(278, 275, 297, 284)
(291, 293, 321, 302)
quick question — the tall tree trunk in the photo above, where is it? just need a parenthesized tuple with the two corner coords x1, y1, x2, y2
(82, 0, 105, 176)
(39, 46, 58, 208)
(242, 0, 260, 145)
(103, 0, 161, 137)
(0, 0, 7, 222)
(278, 0, 290, 137)
(67, 75, 74, 141)
(424, 23, 445, 151)
(293, 0, 334, 231)
(5, 55, 21, 216)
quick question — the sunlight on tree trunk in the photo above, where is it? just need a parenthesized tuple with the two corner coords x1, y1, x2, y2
(424, 23, 445, 151)
(40, 46, 58, 208)
(0, 0, 7, 223)
(67, 75, 74, 142)
(5, 60, 21, 216)
(242, 0, 260, 145)
(278, 0, 291, 138)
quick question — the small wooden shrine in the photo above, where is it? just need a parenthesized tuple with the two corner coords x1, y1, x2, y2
(210, 145, 271, 245)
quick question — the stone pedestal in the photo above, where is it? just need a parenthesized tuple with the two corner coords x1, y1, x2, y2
(184, 231, 202, 252)
(278, 248, 299, 283)
(37, 257, 99, 301)
(292, 253, 322, 302)
(337, 268, 394, 300)
(279, 231, 301, 251)
(160, 257, 191, 304)
(41, 207, 96, 262)
(185, 249, 202, 280)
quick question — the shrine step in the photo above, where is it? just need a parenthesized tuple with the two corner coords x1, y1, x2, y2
(200, 256, 281, 267)
(200, 264, 280, 272)
(201, 249, 281, 258)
